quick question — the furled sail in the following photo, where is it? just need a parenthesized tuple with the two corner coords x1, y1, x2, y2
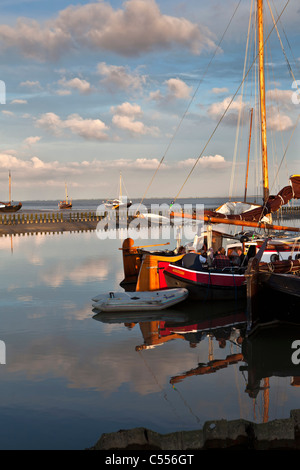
(204, 175, 300, 223)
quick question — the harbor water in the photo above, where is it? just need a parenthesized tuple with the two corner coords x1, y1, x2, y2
(0, 199, 299, 449)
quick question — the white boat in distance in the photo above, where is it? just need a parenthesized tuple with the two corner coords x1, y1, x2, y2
(103, 171, 132, 210)
(92, 288, 188, 312)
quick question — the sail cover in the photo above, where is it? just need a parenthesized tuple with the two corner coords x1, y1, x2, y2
(204, 175, 300, 223)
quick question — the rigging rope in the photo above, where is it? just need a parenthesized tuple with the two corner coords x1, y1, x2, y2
(171, 0, 291, 205)
(136, 0, 243, 211)
(229, 0, 254, 200)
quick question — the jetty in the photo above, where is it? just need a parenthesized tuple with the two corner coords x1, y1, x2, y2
(0, 210, 138, 236)
(0, 204, 299, 237)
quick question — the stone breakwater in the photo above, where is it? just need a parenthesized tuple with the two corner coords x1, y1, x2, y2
(91, 409, 300, 450)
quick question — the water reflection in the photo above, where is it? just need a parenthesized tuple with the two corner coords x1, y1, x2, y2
(93, 299, 300, 418)
(0, 227, 299, 448)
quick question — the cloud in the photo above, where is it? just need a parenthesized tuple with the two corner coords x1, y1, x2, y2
(111, 102, 159, 136)
(0, 0, 216, 61)
(0, 153, 166, 178)
(55, 89, 72, 96)
(2, 110, 14, 116)
(57, 77, 93, 95)
(212, 87, 229, 94)
(207, 95, 247, 125)
(36, 112, 109, 140)
(149, 77, 192, 103)
(23, 136, 41, 146)
(97, 62, 147, 92)
(11, 99, 27, 104)
(19, 80, 42, 89)
(267, 110, 294, 131)
(165, 78, 192, 100)
(178, 154, 230, 169)
(266, 88, 294, 108)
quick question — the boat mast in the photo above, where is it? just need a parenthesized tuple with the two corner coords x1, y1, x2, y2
(65, 182, 68, 203)
(119, 171, 122, 201)
(244, 108, 253, 202)
(257, 0, 269, 204)
(8, 170, 11, 203)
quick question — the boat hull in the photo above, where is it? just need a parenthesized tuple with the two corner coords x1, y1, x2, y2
(92, 288, 189, 312)
(0, 203, 22, 213)
(164, 265, 246, 300)
(258, 272, 300, 298)
(59, 202, 72, 209)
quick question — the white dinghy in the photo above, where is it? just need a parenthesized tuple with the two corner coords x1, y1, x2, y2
(92, 288, 188, 312)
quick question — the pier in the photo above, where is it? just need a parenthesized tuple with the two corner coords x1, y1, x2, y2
(0, 210, 136, 236)
(0, 205, 299, 236)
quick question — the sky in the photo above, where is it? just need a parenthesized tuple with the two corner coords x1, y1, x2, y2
(0, 0, 299, 202)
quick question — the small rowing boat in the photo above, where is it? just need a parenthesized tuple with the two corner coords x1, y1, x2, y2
(92, 288, 188, 312)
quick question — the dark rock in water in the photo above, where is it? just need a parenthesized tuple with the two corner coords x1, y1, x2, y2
(90, 409, 300, 450)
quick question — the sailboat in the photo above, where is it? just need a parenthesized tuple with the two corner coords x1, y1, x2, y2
(58, 183, 72, 209)
(0, 170, 22, 213)
(103, 172, 132, 210)
(121, 0, 300, 299)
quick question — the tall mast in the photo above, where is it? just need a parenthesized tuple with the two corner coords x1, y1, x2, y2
(119, 171, 122, 200)
(257, 0, 269, 203)
(244, 108, 253, 202)
(9, 170, 11, 203)
(65, 182, 68, 203)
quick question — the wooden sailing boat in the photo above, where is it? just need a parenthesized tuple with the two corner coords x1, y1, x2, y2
(246, 236, 300, 329)
(121, 0, 300, 298)
(58, 182, 72, 209)
(104, 172, 132, 210)
(0, 170, 22, 213)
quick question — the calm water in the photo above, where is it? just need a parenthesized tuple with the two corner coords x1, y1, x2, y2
(0, 205, 300, 449)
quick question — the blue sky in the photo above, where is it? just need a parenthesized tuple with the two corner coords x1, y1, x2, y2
(0, 0, 299, 201)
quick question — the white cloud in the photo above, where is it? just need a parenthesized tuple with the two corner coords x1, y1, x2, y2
(55, 89, 72, 96)
(2, 110, 14, 116)
(36, 112, 109, 140)
(97, 62, 147, 92)
(23, 136, 41, 146)
(207, 95, 247, 125)
(111, 102, 159, 136)
(149, 77, 192, 103)
(19, 80, 42, 89)
(0, 0, 216, 61)
(111, 102, 143, 118)
(11, 99, 27, 104)
(165, 78, 192, 100)
(212, 87, 229, 94)
(0, 153, 166, 177)
(178, 154, 230, 169)
(267, 110, 293, 131)
(266, 88, 294, 107)
(57, 77, 93, 95)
